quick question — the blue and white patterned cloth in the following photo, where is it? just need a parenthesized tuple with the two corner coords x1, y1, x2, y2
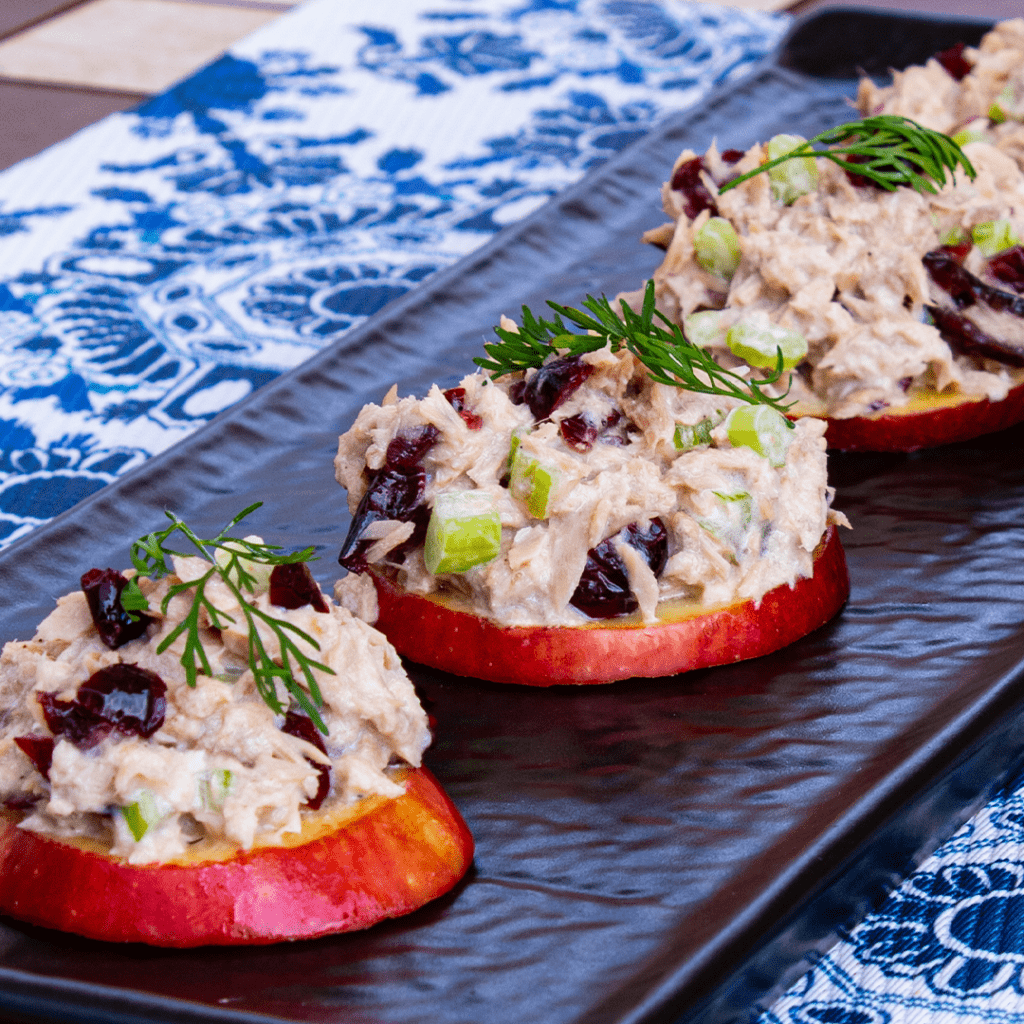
(2, 2, 1024, 1022)
(0, 0, 782, 547)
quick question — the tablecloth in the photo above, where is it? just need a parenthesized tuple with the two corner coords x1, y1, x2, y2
(0, 2, 1022, 1023)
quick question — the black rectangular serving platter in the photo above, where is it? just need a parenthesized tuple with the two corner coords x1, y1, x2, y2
(0, 8, 1016, 1024)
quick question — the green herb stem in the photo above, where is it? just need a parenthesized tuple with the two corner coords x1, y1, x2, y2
(718, 115, 975, 197)
(475, 279, 794, 420)
(127, 503, 331, 733)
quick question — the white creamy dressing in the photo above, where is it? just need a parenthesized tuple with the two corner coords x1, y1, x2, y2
(638, 18, 1024, 421)
(335, 344, 844, 627)
(0, 554, 430, 864)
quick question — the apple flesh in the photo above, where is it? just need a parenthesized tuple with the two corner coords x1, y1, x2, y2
(370, 525, 849, 686)
(0, 767, 473, 947)
(820, 379, 1024, 452)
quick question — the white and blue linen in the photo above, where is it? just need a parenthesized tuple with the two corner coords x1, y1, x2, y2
(0, 0, 782, 547)
(2, 2, 1023, 1023)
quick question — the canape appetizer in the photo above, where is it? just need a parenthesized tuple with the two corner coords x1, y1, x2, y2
(0, 505, 473, 946)
(335, 290, 849, 685)
(637, 23, 1024, 451)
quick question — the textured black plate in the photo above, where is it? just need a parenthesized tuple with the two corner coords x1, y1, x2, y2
(0, 9, 1016, 1024)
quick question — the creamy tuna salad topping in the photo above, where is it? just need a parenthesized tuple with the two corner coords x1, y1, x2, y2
(636, 21, 1024, 422)
(335, 300, 846, 628)
(0, 510, 429, 865)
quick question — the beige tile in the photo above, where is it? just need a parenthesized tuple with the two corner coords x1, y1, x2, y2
(0, 0, 283, 94)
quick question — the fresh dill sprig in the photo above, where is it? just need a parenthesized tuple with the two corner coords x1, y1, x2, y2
(719, 115, 975, 196)
(474, 279, 794, 418)
(120, 502, 332, 733)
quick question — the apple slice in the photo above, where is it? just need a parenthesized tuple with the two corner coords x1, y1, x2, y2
(0, 767, 472, 947)
(818, 379, 1024, 452)
(370, 525, 848, 686)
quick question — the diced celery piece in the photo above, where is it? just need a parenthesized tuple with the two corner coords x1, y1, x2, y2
(713, 490, 753, 526)
(121, 790, 162, 842)
(215, 535, 273, 593)
(424, 491, 502, 575)
(509, 450, 559, 519)
(673, 418, 714, 451)
(726, 315, 807, 371)
(507, 430, 522, 471)
(684, 310, 725, 348)
(940, 225, 968, 246)
(989, 83, 1024, 124)
(698, 490, 753, 551)
(726, 405, 792, 467)
(952, 119, 989, 147)
(203, 768, 233, 809)
(972, 219, 1020, 257)
(694, 218, 741, 281)
(766, 134, 818, 205)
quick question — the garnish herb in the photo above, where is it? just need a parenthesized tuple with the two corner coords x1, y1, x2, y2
(121, 503, 332, 732)
(719, 115, 976, 196)
(475, 279, 794, 420)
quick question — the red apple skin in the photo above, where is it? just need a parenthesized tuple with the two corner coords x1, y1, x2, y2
(370, 525, 849, 686)
(820, 380, 1024, 452)
(0, 767, 473, 947)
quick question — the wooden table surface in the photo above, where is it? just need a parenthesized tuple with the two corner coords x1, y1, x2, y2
(0, 0, 1004, 175)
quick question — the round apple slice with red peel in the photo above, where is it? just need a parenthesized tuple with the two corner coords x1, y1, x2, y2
(811, 379, 1024, 452)
(369, 525, 849, 687)
(0, 766, 473, 947)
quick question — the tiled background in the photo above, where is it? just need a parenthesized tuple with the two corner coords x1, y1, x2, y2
(0, 0, 1006, 176)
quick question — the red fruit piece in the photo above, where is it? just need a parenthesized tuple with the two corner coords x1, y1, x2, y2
(281, 709, 331, 811)
(270, 563, 328, 613)
(80, 568, 150, 649)
(38, 663, 167, 749)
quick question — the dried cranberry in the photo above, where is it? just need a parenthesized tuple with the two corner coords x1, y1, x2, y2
(14, 736, 54, 780)
(990, 245, 1024, 293)
(81, 568, 150, 650)
(39, 664, 167, 750)
(570, 518, 668, 619)
(924, 248, 1024, 317)
(721, 149, 744, 165)
(842, 153, 882, 191)
(926, 305, 1024, 367)
(443, 387, 483, 430)
(339, 425, 439, 573)
(512, 355, 594, 421)
(559, 409, 623, 452)
(935, 41, 971, 81)
(282, 709, 330, 811)
(3, 795, 39, 811)
(385, 425, 439, 471)
(270, 563, 329, 613)
(669, 157, 719, 220)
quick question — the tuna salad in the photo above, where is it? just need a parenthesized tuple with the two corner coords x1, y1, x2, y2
(0, 521, 429, 866)
(635, 19, 1024, 423)
(335, 305, 846, 630)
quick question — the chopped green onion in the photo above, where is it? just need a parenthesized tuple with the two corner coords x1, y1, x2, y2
(766, 134, 818, 205)
(694, 217, 741, 281)
(424, 491, 502, 575)
(726, 315, 808, 371)
(972, 219, 1020, 257)
(674, 417, 714, 451)
(509, 450, 559, 519)
(726, 405, 792, 467)
(121, 790, 164, 842)
(684, 310, 725, 348)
